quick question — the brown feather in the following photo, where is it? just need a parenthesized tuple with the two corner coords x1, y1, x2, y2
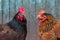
(0, 24, 27, 40)
(38, 13, 60, 40)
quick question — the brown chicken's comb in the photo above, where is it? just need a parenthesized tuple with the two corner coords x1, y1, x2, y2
(38, 10, 45, 15)
(37, 10, 45, 19)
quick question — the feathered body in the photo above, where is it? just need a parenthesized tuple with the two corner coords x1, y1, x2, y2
(37, 10, 60, 40)
(0, 7, 27, 40)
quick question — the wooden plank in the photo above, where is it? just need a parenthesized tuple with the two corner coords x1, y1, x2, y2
(9, 0, 16, 20)
(2, 0, 9, 24)
(0, 0, 2, 24)
(1, 0, 10, 24)
(16, 0, 22, 12)
(25, 0, 37, 40)
(55, 0, 60, 19)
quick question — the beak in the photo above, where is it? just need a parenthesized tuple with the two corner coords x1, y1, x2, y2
(37, 15, 43, 20)
(37, 15, 40, 19)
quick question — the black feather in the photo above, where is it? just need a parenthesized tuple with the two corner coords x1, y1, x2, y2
(8, 12, 27, 32)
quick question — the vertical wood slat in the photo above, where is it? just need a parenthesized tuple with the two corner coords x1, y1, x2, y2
(9, 0, 10, 20)
(55, 0, 60, 19)
(16, 0, 22, 12)
(28, 0, 37, 40)
(1, 0, 4, 24)
(0, 0, 2, 24)
(2, 0, 9, 24)
(35, 0, 39, 40)
(9, 0, 16, 20)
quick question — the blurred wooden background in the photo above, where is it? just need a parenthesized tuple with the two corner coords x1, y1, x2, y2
(0, 0, 60, 40)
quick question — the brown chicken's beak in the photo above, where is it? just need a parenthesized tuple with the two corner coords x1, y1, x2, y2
(37, 15, 44, 20)
(37, 15, 41, 19)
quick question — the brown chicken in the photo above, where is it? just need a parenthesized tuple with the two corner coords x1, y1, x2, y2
(37, 10, 60, 40)
(0, 7, 27, 40)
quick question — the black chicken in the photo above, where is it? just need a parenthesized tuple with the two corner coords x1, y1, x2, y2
(0, 7, 27, 40)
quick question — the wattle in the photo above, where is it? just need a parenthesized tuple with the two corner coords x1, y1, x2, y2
(39, 18, 47, 23)
(17, 16, 23, 21)
(17, 16, 25, 21)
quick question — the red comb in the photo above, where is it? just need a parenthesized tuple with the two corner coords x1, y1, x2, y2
(18, 7, 25, 15)
(38, 10, 45, 15)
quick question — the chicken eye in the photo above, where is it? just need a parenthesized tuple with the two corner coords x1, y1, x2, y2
(42, 15, 46, 18)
